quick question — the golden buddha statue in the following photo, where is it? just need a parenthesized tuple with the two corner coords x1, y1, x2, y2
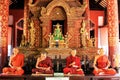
(80, 20, 87, 48)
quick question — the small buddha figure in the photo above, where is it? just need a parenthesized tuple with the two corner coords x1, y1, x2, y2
(64, 33, 69, 48)
(53, 23, 63, 40)
(80, 20, 87, 48)
(93, 48, 116, 75)
(48, 33, 54, 48)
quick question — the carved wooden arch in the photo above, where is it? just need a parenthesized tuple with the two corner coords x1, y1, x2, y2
(40, 0, 72, 47)
(41, 0, 71, 16)
(39, 0, 87, 48)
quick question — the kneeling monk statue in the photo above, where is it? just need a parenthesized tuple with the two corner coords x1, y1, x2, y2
(2, 48, 24, 75)
(63, 49, 84, 75)
(93, 48, 116, 75)
(32, 50, 54, 74)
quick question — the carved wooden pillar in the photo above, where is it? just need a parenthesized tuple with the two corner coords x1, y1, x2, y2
(31, 17, 40, 47)
(107, 0, 119, 67)
(84, 0, 90, 32)
(23, 0, 29, 44)
(0, 0, 9, 72)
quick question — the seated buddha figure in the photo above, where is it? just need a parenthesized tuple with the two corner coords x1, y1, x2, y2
(93, 48, 116, 75)
(53, 23, 64, 40)
(32, 50, 54, 74)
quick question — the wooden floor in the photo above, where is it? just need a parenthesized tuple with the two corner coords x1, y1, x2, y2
(0, 74, 120, 80)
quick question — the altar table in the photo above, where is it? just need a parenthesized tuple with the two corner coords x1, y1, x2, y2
(0, 74, 120, 80)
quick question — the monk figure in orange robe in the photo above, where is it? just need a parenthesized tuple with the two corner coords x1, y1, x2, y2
(63, 49, 84, 75)
(2, 48, 24, 75)
(93, 48, 116, 75)
(32, 50, 54, 74)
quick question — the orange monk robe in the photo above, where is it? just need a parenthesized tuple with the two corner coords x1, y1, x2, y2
(2, 53, 24, 75)
(32, 57, 54, 74)
(63, 56, 84, 75)
(93, 55, 116, 75)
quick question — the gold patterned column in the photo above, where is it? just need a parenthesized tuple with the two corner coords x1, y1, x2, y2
(107, 0, 119, 67)
(84, 0, 90, 38)
(23, 0, 29, 44)
(0, 0, 9, 72)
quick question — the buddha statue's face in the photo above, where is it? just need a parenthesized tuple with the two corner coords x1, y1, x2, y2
(71, 50, 76, 57)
